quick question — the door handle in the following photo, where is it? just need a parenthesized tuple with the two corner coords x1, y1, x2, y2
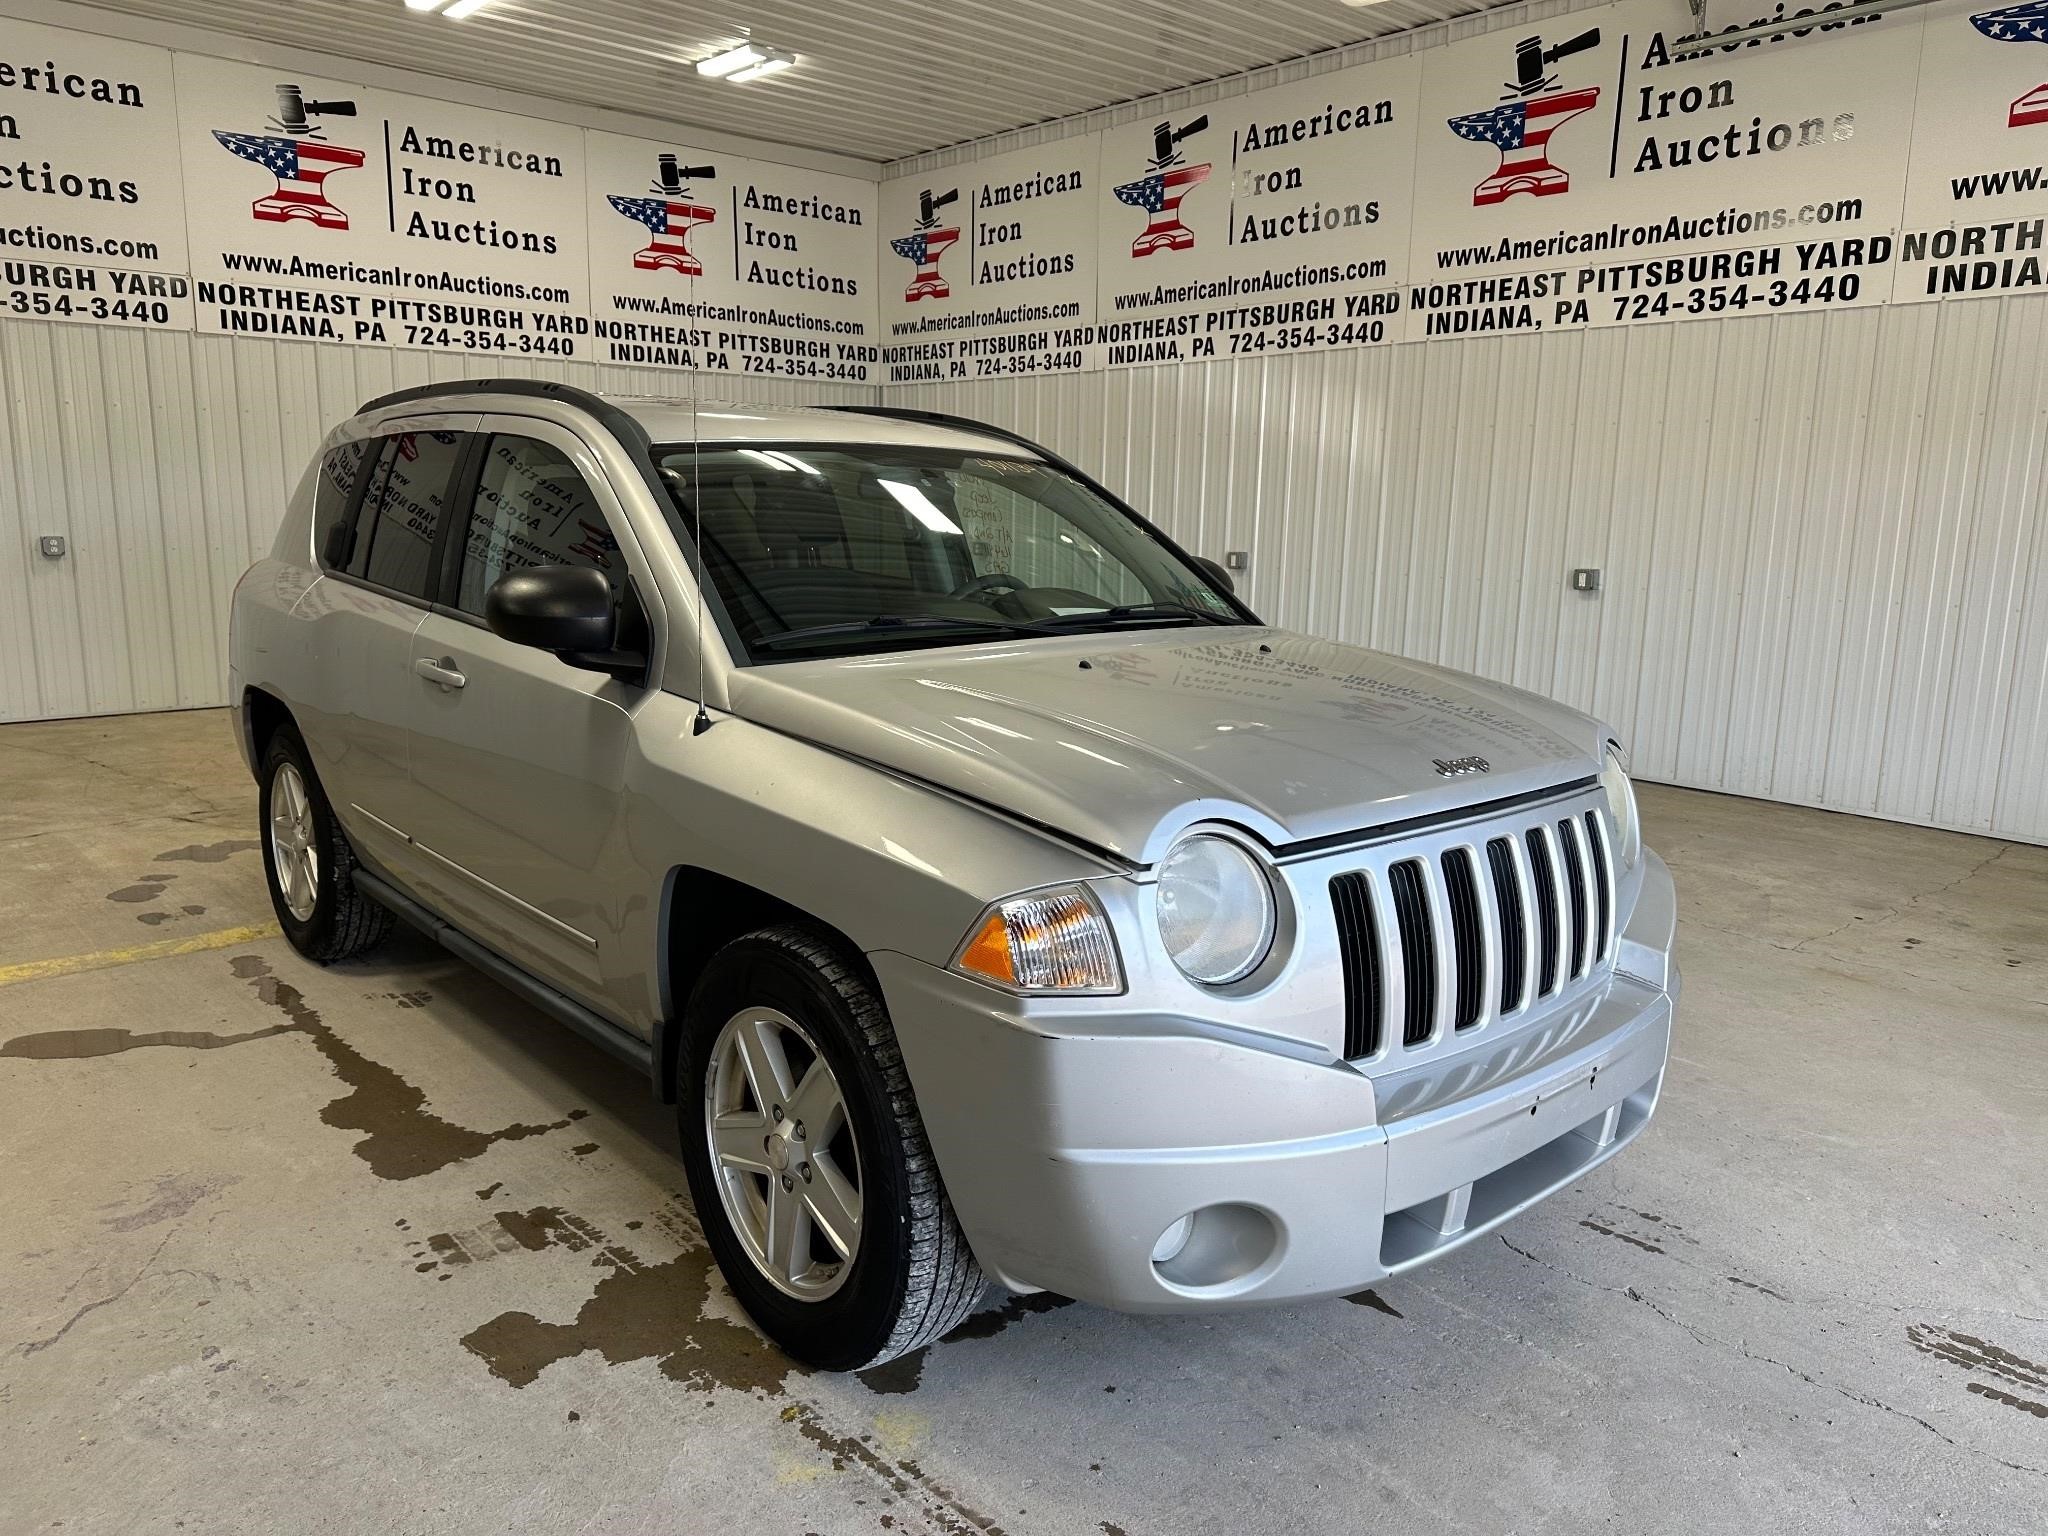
(414, 657, 467, 690)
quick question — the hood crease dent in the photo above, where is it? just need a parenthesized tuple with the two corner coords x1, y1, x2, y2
(726, 628, 1604, 867)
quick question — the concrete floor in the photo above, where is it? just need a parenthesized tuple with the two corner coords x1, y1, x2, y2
(1, 708, 2044, 1536)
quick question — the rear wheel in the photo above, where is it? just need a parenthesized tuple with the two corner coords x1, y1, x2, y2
(259, 726, 392, 963)
(678, 925, 984, 1369)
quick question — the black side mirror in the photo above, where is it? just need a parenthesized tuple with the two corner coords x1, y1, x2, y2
(484, 566, 650, 686)
(485, 566, 615, 653)
(1194, 555, 1235, 597)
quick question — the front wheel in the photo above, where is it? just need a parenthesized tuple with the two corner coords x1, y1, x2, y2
(678, 926, 985, 1369)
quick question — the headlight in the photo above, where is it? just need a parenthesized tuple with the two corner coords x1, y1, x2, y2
(1156, 834, 1277, 986)
(952, 884, 1123, 994)
(1601, 745, 1641, 872)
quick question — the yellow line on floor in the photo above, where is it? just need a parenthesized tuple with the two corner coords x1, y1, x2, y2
(0, 922, 282, 988)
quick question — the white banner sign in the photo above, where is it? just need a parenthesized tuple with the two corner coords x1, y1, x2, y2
(1895, 0, 2048, 302)
(1405, 0, 1918, 338)
(1091, 55, 1419, 368)
(878, 138, 1101, 384)
(584, 129, 877, 382)
(0, 18, 192, 330)
(176, 53, 591, 355)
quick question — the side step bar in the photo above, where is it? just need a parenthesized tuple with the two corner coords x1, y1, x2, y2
(352, 868, 654, 1077)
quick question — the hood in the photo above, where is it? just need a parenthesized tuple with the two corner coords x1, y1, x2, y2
(727, 627, 1606, 865)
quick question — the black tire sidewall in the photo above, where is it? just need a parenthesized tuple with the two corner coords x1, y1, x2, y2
(259, 728, 342, 958)
(678, 933, 912, 1371)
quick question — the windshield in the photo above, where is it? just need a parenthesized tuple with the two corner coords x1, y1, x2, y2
(650, 442, 1241, 661)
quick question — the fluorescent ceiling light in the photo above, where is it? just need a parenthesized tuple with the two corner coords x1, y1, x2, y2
(729, 51, 796, 82)
(405, 0, 444, 10)
(696, 43, 765, 78)
(880, 480, 963, 535)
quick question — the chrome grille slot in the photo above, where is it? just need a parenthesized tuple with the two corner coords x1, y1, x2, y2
(1559, 817, 1590, 980)
(1329, 872, 1383, 1060)
(1485, 836, 1525, 1015)
(1526, 826, 1562, 997)
(1387, 860, 1437, 1046)
(1584, 810, 1614, 963)
(1441, 849, 1485, 1031)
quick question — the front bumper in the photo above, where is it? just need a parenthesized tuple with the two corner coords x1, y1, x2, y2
(875, 851, 1678, 1313)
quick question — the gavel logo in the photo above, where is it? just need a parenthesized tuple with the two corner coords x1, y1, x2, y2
(1149, 113, 1209, 169)
(273, 83, 358, 137)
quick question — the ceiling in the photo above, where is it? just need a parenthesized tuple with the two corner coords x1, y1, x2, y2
(71, 0, 1506, 163)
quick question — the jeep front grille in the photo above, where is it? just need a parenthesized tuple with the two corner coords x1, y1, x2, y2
(1330, 800, 1617, 1062)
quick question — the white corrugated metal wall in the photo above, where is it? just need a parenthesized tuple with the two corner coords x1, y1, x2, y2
(881, 0, 2048, 846)
(0, 324, 870, 724)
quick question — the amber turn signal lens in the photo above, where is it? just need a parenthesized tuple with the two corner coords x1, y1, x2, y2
(956, 910, 1018, 985)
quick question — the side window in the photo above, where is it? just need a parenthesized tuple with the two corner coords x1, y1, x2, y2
(347, 430, 464, 600)
(455, 434, 621, 617)
(313, 441, 368, 566)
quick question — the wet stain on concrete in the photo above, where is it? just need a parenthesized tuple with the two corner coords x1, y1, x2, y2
(137, 905, 208, 927)
(2, 1024, 291, 1059)
(857, 1292, 1075, 1395)
(495, 1206, 604, 1253)
(1968, 1382, 2048, 1419)
(1727, 1275, 1790, 1301)
(229, 953, 589, 1181)
(1344, 1289, 1403, 1318)
(462, 1240, 795, 1396)
(1101, 1524, 1129, 1536)
(476, 1182, 504, 1201)
(155, 839, 261, 864)
(383, 991, 433, 1010)
(107, 874, 175, 903)
(1580, 1218, 1665, 1254)
(570, 1142, 599, 1157)
(780, 1400, 1010, 1536)
(1908, 1324, 2048, 1418)
(414, 1209, 605, 1273)
(100, 1173, 237, 1233)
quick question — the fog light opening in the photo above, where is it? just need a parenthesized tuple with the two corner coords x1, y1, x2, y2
(1149, 1203, 1280, 1292)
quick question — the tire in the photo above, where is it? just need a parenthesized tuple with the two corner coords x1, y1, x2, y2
(678, 924, 985, 1370)
(259, 724, 393, 964)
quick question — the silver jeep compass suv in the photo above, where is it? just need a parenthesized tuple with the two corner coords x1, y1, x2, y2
(229, 380, 1677, 1370)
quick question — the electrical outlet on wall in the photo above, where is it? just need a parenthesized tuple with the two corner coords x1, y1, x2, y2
(1570, 567, 1601, 592)
(39, 536, 68, 558)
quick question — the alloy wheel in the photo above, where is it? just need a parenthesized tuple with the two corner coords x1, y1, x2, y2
(704, 1006, 864, 1300)
(269, 761, 320, 923)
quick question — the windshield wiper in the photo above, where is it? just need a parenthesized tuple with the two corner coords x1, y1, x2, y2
(1043, 602, 1240, 629)
(752, 614, 1069, 652)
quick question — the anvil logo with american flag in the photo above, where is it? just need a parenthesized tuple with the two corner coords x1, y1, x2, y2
(608, 154, 718, 276)
(1112, 115, 1210, 258)
(1447, 30, 1603, 208)
(890, 187, 960, 302)
(1971, 1, 2048, 127)
(213, 84, 364, 230)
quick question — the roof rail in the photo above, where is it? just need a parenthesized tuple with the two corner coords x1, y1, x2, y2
(817, 403, 1259, 623)
(355, 376, 668, 464)
(356, 377, 617, 421)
